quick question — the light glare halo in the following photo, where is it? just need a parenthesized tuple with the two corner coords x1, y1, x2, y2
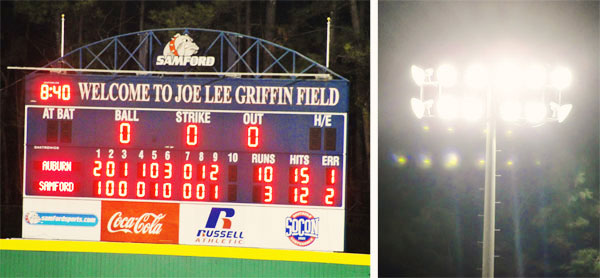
(524, 102, 547, 124)
(525, 65, 547, 90)
(437, 64, 458, 87)
(550, 66, 572, 90)
(420, 154, 432, 169)
(500, 101, 522, 122)
(465, 64, 488, 89)
(437, 95, 459, 120)
(444, 153, 460, 169)
(461, 97, 484, 122)
(494, 61, 522, 92)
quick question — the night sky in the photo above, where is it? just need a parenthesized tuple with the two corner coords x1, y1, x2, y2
(379, 1, 598, 277)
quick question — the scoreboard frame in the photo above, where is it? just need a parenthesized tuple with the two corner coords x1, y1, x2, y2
(22, 72, 349, 251)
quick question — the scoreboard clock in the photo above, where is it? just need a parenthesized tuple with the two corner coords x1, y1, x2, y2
(22, 73, 348, 251)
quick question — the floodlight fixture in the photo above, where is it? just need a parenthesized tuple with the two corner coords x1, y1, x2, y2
(411, 65, 426, 86)
(525, 65, 547, 90)
(550, 102, 573, 123)
(465, 64, 488, 89)
(437, 64, 458, 87)
(499, 100, 522, 122)
(550, 66, 572, 90)
(524, 102, 547, 124)
(410, 98, 434, 119)
(437, 95, 459, 120)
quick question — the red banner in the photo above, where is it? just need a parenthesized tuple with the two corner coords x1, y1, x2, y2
(101, 201, 179, 244)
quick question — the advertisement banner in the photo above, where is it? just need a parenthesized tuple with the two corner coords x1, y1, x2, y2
(22, 197, 101, 240)
(101, 201, 179, 244)
(179, 204, 344, 251)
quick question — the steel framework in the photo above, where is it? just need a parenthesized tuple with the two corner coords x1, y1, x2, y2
(33, 28, 346, 80)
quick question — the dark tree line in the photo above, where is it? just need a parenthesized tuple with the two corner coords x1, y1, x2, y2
(380, 123, 599, 277)
(0, 1, 370, 254)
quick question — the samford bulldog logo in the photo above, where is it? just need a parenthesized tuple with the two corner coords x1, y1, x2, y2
(156, 33, 215, 67)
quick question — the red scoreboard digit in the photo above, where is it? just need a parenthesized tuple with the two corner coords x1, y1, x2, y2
(24, 74, 347, 207)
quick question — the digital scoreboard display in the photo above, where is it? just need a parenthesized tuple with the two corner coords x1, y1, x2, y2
(23, 73, 348, 251)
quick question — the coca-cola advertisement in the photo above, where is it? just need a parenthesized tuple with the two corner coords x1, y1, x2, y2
(101, 201, 179, 244)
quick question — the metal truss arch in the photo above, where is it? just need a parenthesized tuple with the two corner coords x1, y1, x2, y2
(40, 28, 346, 81)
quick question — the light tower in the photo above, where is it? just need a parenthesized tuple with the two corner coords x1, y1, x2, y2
(409, 61, 573, 278)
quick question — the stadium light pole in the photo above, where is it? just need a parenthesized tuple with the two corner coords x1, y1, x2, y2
(482, 83, 496, 278)
(409, 63, 572, 278)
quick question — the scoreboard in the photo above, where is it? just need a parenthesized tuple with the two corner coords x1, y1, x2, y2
(22, 73, 348, 251)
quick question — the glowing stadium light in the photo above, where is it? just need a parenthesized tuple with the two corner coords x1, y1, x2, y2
(525, 65, 547, 90)
(550, 102, 573, 123)
(410, 98, 434, 119)
(410, 98, 425, 119)
(397, 154, 408, 166)
(437, 64, 457, 87)
(408, 61, 572, 278)
(499, 100, 522, 122)
(411, 65, 426, 86)
(550, 66, 572, 90)
(392, 154, 408, 167)
(494, 61, 522, 91)
(420, 154, 432, 169)
(524, 102, 547, 124)
(437, 95, 459, 120)
(444, 153, 460, 169)
(461, 97, 484, 122)
(465, 64, 488, 89)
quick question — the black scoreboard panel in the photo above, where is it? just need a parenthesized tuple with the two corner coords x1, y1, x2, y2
(24, 74, 348, 208)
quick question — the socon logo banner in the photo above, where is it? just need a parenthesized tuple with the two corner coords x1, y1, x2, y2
(101, 201, 179, 244)
(285, 211, 319, 247)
